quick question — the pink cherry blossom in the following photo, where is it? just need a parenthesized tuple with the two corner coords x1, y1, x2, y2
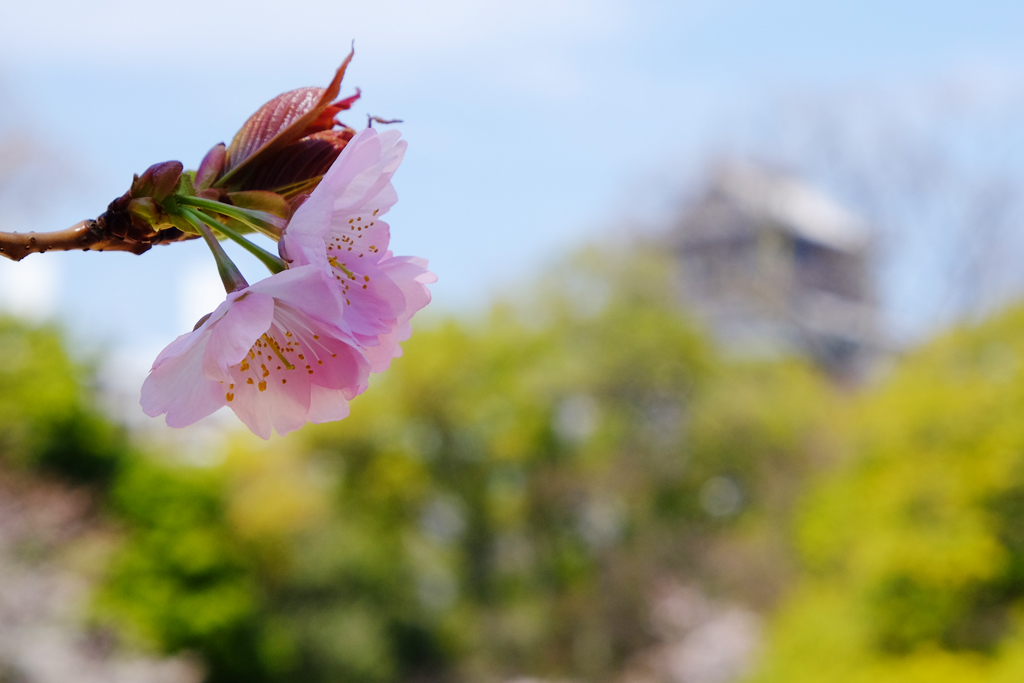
(280, 127, 435, 368)
(141, 265, 370, 439)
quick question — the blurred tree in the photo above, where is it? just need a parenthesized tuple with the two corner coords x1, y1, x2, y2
(96, 245, 837, 683)
(748, 303, 1024, 683)
(0, 316, 130, 485)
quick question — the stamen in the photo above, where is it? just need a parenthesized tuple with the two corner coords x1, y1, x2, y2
(262, 333, 294, 370)
(328, 256, 356, 279)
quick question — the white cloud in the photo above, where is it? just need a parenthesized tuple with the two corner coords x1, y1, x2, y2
(0, 255, 60, 322)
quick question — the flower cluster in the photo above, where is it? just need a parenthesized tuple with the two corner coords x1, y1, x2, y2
(139, 64, 434, 439)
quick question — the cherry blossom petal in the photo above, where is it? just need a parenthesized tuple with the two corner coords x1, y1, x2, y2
(226, 359, 312, 439)
(202, 291, 275, 379)
(379, 254, 436, 325)
(151, 297, 232, 366)
(282, 127, 405, 269)
(248, 265, 347, 335)
(142, 266, 372, 439)
(307, 384, 352, 424)
(362, 321, 411, 373)
(141, 328, 225, 427)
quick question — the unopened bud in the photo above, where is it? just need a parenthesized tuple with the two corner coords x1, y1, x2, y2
(130, 161, 184, 202)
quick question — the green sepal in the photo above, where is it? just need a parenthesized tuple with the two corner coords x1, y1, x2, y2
(227, 191, 291, 221)
(127, 197, 161, 227)
(223, 216, 256, 235)
(166, 213, 199, 234)
(178, 172, 197, 198)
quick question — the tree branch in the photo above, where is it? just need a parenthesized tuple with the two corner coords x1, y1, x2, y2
(0, 220, 156, 261)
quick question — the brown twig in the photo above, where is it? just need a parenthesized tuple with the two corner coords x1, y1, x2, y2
(0, 220, 157, 261)
(0, 206, 200, 262)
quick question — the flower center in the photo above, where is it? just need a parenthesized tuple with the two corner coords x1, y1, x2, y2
(327, 256, 372, 306)
(222, 307, 340, 400)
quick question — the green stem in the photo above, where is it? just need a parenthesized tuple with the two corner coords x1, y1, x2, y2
(182, 208, 287, 275)
(178, 196, 284, 240)
(180, 211, 249, 294)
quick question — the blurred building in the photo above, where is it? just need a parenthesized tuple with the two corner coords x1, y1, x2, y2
(673, 162, 880, 378)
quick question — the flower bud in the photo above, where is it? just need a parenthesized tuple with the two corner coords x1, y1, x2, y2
(195, 143, 226, 190)
(129, 161, 183, 202)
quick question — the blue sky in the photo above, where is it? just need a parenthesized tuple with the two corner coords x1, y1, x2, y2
(1, 0, 1024, 412)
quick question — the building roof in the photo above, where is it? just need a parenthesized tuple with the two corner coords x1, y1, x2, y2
(713, 162, 872, 253)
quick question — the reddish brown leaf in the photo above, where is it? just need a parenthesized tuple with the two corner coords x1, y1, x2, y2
(305, 88, 362, 137)
(218, 49, 356, 186)
(225, 129, 354, 199)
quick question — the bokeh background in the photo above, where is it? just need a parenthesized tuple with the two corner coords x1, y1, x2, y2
(2, 1, 1024, 681)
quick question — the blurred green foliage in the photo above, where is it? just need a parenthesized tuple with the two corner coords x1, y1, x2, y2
(0, 317, 129, 485)
(92, 247, 835, 683)
(748, 305, 1024, 683)
(12, 247, 1024, 683)
(0, 247, 845, 683)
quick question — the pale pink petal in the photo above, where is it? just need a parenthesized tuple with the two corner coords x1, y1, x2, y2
(269, 304, 370, 392)
(362, 321, 411, 373)
(226, 359, 313, 439)
(279, 227, 327, 267)
(281, 127, 404, 267)
(202, 291, 275, 379)
(309, 334, 369, 394)
(379, 255, 435, 325)
(141, 329, 225, 427)
(307, 384, 352, 423)
(248, 265, 348, 336)
(150, 298, 233, 368)
(324, 261, 405, 337)
(321, 128, 405, 217)
(324, 218, 390, 264)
